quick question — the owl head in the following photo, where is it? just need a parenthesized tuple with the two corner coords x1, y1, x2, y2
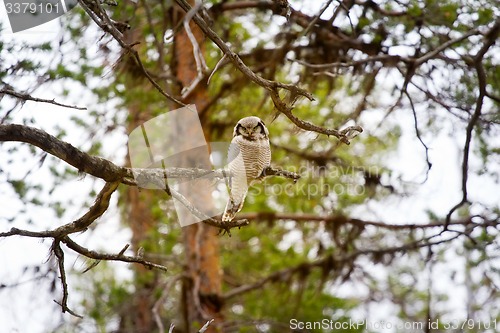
(233, 116, 269, 140)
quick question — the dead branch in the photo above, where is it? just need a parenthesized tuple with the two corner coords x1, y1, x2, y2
(1, 120, 301, 188)
(262, 166, 301, 181)
(52, 240, 83, 318)
(0, 124, 127, 182)
(0, 86, 87, 110)
(51, 181, 120, 236)
(60, 236, 168, 272)
(0, 180, 167, 316)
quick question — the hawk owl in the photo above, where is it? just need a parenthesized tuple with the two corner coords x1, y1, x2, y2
(222, 116, 271, 222)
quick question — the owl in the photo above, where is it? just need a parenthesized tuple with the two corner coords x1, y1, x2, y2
(222, 116, 271, 222)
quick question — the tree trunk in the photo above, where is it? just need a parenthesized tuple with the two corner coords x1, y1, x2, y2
(173, 3, 223, 332)
(118, 27, 167, 333)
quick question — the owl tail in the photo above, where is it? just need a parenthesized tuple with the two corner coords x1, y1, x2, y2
(222, 196, 245, 222)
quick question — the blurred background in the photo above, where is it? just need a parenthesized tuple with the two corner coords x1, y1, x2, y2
(1, 0, 499, 332)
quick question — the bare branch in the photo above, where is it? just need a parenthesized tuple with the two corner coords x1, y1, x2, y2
(0, 124, 127, 182)
(77, 0, 185, 106)
(199, 319, 215, 333)
(0, 87, 87, 110)
(168, 187, 250, 235)
(207, 53, 227, 86)
(413, 27, 483, 67)
(262, 166, 300, 181)
(61, 236, 169, 272)
(270, 92, 363, 144)
(445, 20, 500, 230)
(52, 240, 83, 318)
(0, 124, 300, 236)
(404, 89, 432, 182)
(236, 212, 480, 231)
(289, 54, 404, 69)
(51, 181, 120, 236)
(181, 2, 210, 99)
(175, 0, 312, 97)
(302, 0, 334, 36)
(1, 125, 300, 186)
(172, 0, 364, 143)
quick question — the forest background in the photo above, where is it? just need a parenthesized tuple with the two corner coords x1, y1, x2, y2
(0, 0, 499, 332)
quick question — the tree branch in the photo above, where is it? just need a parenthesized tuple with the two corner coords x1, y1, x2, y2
(174, 0, 363, 143)
(168, 187, 249, 236)
(0, 124, 127, 182)
(236, 212, 481, 231)
(76, 0, 185, 106)
(445, 19, 500, 230)
(222, 232, 465, 301)
(0, 123, 300, 235)
(52, 239, 83, 318)
(0, 86, 87, 110)
(174, 0, 313, 99)
(51, 181, 120, 236)
(60, 236, 169, 272)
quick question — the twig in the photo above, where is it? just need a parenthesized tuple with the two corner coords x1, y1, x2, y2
(0, 87, 87, 110)
(173, 0, 315, 101)
(153, 276, 182, 333)
(169, 187, 249, 235)
(181, 1, 210, 99)
(62, 236, 169, 271)
(404, 89, 432, 182)
(52, 240, 84, 318)
(77, 0, 185, 106)
(1, 124, 301, 188)
(262, 166, 300, 181)
(302, 0, 334, 36)
(289, 54, 404, 69)
(167, 319, 215, 333)
(207, 53, 227, 85)
(236, 212, 482, 231)
(51, 181, 120, 236)
(444, 20, 500, 230)
(199, 319, 215, 333)
(0, 123, 300, 235)
(270, 91, 363, 144)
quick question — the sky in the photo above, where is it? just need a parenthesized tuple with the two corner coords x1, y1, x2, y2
(1, 1, 499, 332)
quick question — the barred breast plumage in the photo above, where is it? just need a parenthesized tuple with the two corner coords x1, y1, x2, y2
(222, 116, 271, 222)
